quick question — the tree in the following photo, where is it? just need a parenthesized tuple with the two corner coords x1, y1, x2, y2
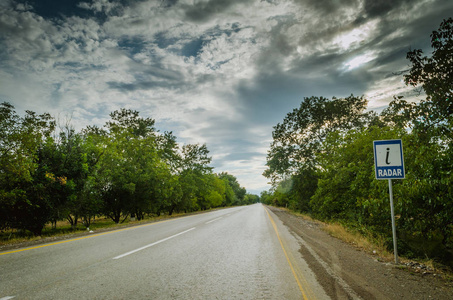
(243, 194, 260, 205)
(218, 172, 246, 205)
(405, 17, 453, 121)
(95, 108, 160, 223)
(380, 18, 453, 260)
(287, 167, 318, 212)
(201, 175, 225, 209)
(173, 143, 214, 212)
(311, 127, 403, 224)
(264, 95, 374, 185)
(179, 143, 213, 174)
(0, 102, 56, 235)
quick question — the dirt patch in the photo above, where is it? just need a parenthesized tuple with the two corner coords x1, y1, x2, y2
(269, 206, 453, 299)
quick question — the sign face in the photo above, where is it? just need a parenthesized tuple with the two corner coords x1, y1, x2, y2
(373, 139, 405, 179)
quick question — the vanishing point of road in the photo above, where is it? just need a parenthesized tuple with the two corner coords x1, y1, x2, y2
(1, 204, 329, 299)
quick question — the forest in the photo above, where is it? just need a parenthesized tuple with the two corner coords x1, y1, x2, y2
(0, 104, 259, 236)
(262, 18, 453, 266)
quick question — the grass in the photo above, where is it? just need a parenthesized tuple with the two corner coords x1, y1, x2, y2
(280, 206, 391, 259)
(282, 208, 453, 279)
(321, 222, 452, 275)
(278, 207, 396, 261)
(322, 222, 394, 261)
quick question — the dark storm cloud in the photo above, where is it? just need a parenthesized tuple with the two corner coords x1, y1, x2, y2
(235, 66, 371, 127)
(107, 80, 173, 91)
(294, 0, 358, 14)
(2, 0, 452, 193)
(13, 0, 91, 19)
(160, 0, 179, 8)
(296, 0, 411, 18)
(362, 0, 411, 18)
(183, 0, 253, 22)
(288, 0, 421, 52)
(249, 0, 453, 122)
(108, 65, 187, 92)
(352, 1, 453, 73)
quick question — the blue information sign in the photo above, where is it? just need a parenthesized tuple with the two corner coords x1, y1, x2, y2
(373, 139, 405, 180)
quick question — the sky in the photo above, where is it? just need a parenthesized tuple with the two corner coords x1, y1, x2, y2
(1, 0, 452, 194)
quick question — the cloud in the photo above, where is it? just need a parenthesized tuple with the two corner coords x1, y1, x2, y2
(78, 0, 122, 15)
(183, 0, 253, 23)
(1, 0, 452, 194)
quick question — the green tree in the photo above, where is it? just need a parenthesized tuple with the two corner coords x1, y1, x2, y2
(405, 17, 453, 121)
(174, 143, 213, 212)
(381, 18, 453, 260)
(218, 172, 246, 205)
(202, 175, 225, 209)
(264, 95, 374, 185)
(0, 102, 56, 235)
(95, 108, 159, 223)
(259, 190, 272, 205)
(243, 194, 260, 205)
(311, 127, 403, 226)
(41, 126, 102, 229)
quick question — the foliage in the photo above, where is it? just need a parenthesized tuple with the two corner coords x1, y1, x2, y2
(311, 127, 403, 232)
(218, 172, 246, 205)
(405, 17, 453, 121)
(0, 103, 252, 235)
(263, 19, 453, 265)
(264, 95, 375, 185)
(0, 102, 56, 235)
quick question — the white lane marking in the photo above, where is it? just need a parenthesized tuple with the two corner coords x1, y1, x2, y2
(113, 227, 196, 260)
(205, 217, 223, 224)
(0, 297, 15, 300)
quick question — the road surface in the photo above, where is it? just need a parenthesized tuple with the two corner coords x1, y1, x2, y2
(0, 204, 328, 299)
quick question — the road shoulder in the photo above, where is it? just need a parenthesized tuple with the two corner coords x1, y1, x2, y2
(268, 206, 453, 299)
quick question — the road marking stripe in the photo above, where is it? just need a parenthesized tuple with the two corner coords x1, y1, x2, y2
(0, 224, 158, 256)
(0, 216, 198, 256)
(0, 297, 15, 300)
(205, 217, 223, 224)
(265, 208, 310, 300)
(112, 227, 196, 260)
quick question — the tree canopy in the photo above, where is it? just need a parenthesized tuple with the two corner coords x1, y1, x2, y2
(263, 18, 453, 266)
(0, 104, 255, 235)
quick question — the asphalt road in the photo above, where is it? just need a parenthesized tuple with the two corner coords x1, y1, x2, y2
(0, 204, 328, 299)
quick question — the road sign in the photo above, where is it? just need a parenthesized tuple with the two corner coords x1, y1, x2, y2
(373, 139, 405, 180)
(373, 139, 405, 264)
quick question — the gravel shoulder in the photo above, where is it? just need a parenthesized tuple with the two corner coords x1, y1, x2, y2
(269, 206, 453, 300)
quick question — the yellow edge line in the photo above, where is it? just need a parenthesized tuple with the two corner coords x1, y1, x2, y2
(0, 218, 180, 256)
(265, 207, 309, 300)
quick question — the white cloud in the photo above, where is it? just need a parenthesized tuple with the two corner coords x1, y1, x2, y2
(1, 0, 451, 193)
(344, 52, 377, 70)
(78, 0, 121, 14)
(333, 19, 379, 51)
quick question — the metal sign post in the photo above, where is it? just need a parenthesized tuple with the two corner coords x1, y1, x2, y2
(373, 139, 405, 264)
(388, 179, 398, 264)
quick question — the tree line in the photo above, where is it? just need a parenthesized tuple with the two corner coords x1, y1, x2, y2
(0, 106, 258, 236)
(262, 18, 453, 265)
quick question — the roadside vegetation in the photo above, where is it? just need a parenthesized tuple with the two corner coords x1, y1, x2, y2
(0, 103, 260, 241)
(262, 18, 453, 269)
